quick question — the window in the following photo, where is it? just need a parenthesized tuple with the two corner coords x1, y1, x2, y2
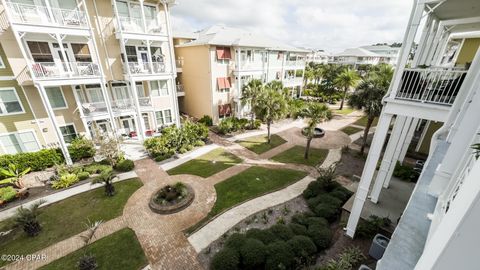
(164, 109, 172, 123)
(0, 131, 40, 154)
(142, 113, 151, 130)
(45, 87, 67, 109)
(150, 80, 169, 96)
(216, 46, 231, 64)
(60, 124, 77, 143)
(0, 54, 5, 69)
(71, 43, 92, 62)
(155, 110, 164, 125)
(0, 88, 24, 115)
(217, 77, 231, 92)
(124, 46, 138, 62)
(155, 109, 173, 125)
(151, 47, 164, 63)
(27, 41, 53, 62)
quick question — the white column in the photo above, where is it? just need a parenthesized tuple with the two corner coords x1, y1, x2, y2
(415, 120, 431, 152)
(54, 34, 73, 74)
(399, 118, 420, 163)
(425, 23, 444, 66)
(36, 84, 73, 165)
(130, 80, 146, 140)
(71, 86, 92, 139)
(146, 40, 154, 73)
(370, 115, 407, 203)
(412, 15, 434, 66)
(419, 18, 439, 65)
(384, 117, 414, 188)
(139, 0, 147, 32)
(432, 32, 450, 66)
(345, 112, 393, 237)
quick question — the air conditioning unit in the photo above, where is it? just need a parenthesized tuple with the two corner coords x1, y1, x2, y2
(369, 234, 390, 260)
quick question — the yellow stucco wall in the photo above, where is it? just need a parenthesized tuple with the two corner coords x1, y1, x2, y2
(456, 38, 480, 67)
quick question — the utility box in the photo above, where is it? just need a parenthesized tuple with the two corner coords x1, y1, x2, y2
(369, 233, 390, 260)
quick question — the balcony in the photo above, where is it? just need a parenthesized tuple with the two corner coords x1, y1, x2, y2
(6, 2, 88, 28)
(283, 77, 303, 87)
(111, 99, 135, 112)
(80, 102, 108, 117)
(138, 97, 152, 107)
(176, 85, 185, 96)
(117, 16, 165, 35)
(285, 60, 306, 68)
(395, 68, 468, 106)
(31, 62, 100, 79)
(125, 62, 166, 75)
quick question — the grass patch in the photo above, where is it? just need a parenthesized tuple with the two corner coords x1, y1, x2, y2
(333, 107, 355, 115)
(39, 228, 147, 270)
(167, 148, 242, 178)
(0, 179, 143, 267)
(353, 116, 378, 127)
(341, 126, 363, 135)
(236, 134, 287, 154)
(271, 145, 328, 166)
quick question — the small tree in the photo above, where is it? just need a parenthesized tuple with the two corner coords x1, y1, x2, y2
(0, 164, 31, 189)
(334, 68, 361, 110)
(300, 102, 332, 159)
(241, 79, 264, 128)
(254, 87, 289, 144)
(92, 169, 117, 196)
(93, 127, 123, 167)
(78, 220, 103, 270)
(15, 199, 45, 237)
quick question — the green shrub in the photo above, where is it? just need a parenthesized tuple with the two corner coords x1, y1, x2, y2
(154, 154, 172, 162)
(307, 224, 332, 250)
(269, 224, 294, 241)
(225, 233, 247, 250)
(306, 217, 329, 228)
(0, 148, 63, 174)
(217, 117, 251, 135)
(329, 187, 353, 203)
(246, 228, 277, 244)
(313, 203, 339, 222)
(211, 247, 240, 270)
(393, 162, 419, 182)
(115, 159, 134, 172)
(240, 238, 266, 269)
(307, 194, 343, 211)
(288, 223, 308, 236)
(291, 212, 315, 226)
(287, 235, 317, 262)
(0, 186, 17, 202)
(52, 173, 79, 189)
(302, 181, 325, 199)
(265, 241, 294, 270)
(77, 171, 90, 180)
(246, 119, 262, 130)
(198, 115, 213, 126)
(84, 164, 112, 174)
(67, 136, 95, 161)
(319, 246, 366, 270)
(356, 215, 392, 239)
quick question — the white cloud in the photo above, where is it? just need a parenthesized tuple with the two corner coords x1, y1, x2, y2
(171, 0, 412, 53)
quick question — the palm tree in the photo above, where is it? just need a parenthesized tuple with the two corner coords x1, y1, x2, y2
(334, 68, 361, 110)
(254, 87, 289, 144)
(300, 102, 332, 159)
(15, 199, 45, 237)
(313, 64, 325, 85)
(92, 170, 117, 196)
(0, 164, 31, 189)
(303, 65, 315, 86)
(241, 79, 264, 128)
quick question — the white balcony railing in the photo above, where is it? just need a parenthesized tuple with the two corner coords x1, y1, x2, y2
(283, 77, 303, 86)
(80, 102, 108, 116)
(395, 68, 468, 105)
(7, 2, 87, 28)
(31, 62, 100, 79)
(285, 60, 306, 67)
(111, 99, 135, 111)
(118, 16, 165, 34)
(138, 97, 152, 107)
(176, 84, 184, 93)
(126, 62, 166, 75)
(145, 18, 163, 34)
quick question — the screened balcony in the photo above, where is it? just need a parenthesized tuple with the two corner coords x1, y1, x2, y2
(31, 62, 100, 79)
(125, 62, 166, 75)
(115, 0, 166, 35)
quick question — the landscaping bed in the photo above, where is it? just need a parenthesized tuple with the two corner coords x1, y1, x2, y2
(0, 178, 142, 267)
(353, 116, 378, 127)
(236, 134, 287, 154)
(39, 228, 148, 270)
(336, 147, 367, 180)
(149, 182, 195, 214)
(271, 145, 328, 166)
(167, 148, 242, 178)
(341, 126, 363, 135)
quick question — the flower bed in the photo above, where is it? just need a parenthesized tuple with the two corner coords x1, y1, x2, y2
(149, 182, 194, 214)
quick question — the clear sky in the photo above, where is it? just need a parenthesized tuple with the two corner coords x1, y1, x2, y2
(170, 0, 413, 53)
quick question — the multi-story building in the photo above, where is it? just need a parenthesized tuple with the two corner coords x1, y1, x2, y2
(305, 49, 330, 64)
(172, 31, 197, 113)
(345, 0, 480, 269)
(330, 46, 399, 67)
(0, 0, 180, 164)
(174, 25, 308, 124)
(360, 45, 400, 66)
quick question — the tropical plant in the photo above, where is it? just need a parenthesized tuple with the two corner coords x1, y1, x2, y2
(254, 87, 289, 144)
(78, 220, 103, 270)
(51, 173, 79, 189)
(334, 68, 361, 110)
(300, 102, 332, 159)
(349, 66, 393, 153)
(241, 79, 264, 128)
(319, 246, 366, 270)
(93, 132, 123, 168)
(92, 169, 117, 196)
(15, 199, 45, 237)
(68, 136, 96, 162)
(0, 186, 17, 203)
(0, 164, 31, 189)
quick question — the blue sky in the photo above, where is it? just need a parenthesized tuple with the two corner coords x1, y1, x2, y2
(170, 0, 413, 53)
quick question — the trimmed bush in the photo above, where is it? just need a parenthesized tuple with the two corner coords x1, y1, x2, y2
(0, 148, 63, 174)
(313, 203, 339, 222)
(217, 117, 255, 135)
(77, 171, 90, 181)
(0, 186, 17, 202)
(288, 223, 308, 236)
(67, 137, 95, 161)
(307, 194, 342, 210)
(51, 173, 79, 189)
(302, 181, 325, 199)
(84, 164, 112, 174)
(240, 238, 266, 269)
(287, 235, 317, 259)
(225, 233, 247, 250)
(269, 224, 294, 241)
(246, 228, 277, 244)
(198, 115, 213, 126)
(306, 217, 329, 228)
(115, 159, 134, 172)
(211, 247, 240, 270)
(265, 241, 294, 270)
(291, 212, 315, 226)
(329, 187, 353, 202)
(307, 224, 332, 250)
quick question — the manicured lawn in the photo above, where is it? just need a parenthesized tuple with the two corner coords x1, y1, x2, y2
(353, 116, 379, 127)
(210, 166, 307, 217)
(271, 145, 328, 166)
(39, 228, 147, 270)
(0, 179, 143, 267)
(341, 126, 364, 135)
(167, 148, 242, 178)
(236, 134, 287, 154)
(333, 107, 355, 115)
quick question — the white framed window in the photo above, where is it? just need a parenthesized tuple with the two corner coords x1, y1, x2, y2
(46, 87, 67, 109)
(155, 109, 173, 125)
(0, 130, 40, 154)
(155, 110, 164, 125)
(0, 54, 5, 69)
(164, 109, 172, 123)
(0, 87, 24, 116)
(59, 124, 77, 143)
(150, 80, 169, 96)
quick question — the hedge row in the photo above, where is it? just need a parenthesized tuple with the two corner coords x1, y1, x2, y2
(0, 148, 63, 173)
